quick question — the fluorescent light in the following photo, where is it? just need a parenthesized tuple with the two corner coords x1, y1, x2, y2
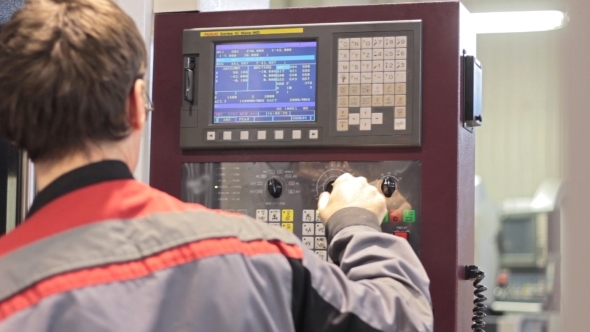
(473, 11, 565, 34)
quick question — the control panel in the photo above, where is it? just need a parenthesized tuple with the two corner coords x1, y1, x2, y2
(181, 161, 422, 259)
(181, 21, 422, 149)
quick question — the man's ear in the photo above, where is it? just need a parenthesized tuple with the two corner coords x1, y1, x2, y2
(127, 79, 146, 131)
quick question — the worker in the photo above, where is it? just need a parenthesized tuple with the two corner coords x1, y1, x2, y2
(0, 0, 433, 331)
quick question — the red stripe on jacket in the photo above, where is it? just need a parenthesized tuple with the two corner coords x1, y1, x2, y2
(0, 237, 303, 321)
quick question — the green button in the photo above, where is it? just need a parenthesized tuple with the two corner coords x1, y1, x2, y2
(382, 213, 389, 223)
(402, 210, 416, 222)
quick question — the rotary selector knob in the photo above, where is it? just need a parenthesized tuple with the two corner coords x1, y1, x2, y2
(324, 180, 335, 193)
(267, 178, 283, 198)
(381, 176, 397, 198)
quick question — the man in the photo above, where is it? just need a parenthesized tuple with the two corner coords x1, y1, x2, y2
(0, 0, 433, 331)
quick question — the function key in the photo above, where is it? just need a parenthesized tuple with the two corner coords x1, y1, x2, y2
(361, 37, 372, 48)
(396, 36, 407, 47)
(338, 85, 349, 96)
(360, 96, 372, 107)
(338, 73, 349, 84)
(303, 210, 315, 222)
(302, 237, 314, 249)
(350, 38, 361, 49)
(337, 120, 349, 132)
(384, 36, 396, 48)
(394, 118, 407, 130)
(309, 130, 319, 139)
(206, 131, 216, 141)
(274, 130, 284, 140)
(372, 37, 384, 48)
(349, 96, 360, 107)
(360, 107, 372, 119)
(372, 83, 384, 95)
(292, 130, 302, 139)
(337, 96, 349, 107)
(361, 74, 372, 84)
(315, 223, 326, 236)
(361, 84, 371, 95)
(371, 112, 383, 125)
(257, 130, 266, 140)
(384, 83, 395, 94)
(395, 83, 406, 94)
(360, 119, 372, 131)
(395, 107, 406, 118)
(338, 38, 350, 49)
(223, 131, 232, 141)
(256, 209, 268, 221)
(240, 131, 249, 140)
(349, 113, 360, 125)
(372, 95, 383, 107)
(315, 250, 328, 261)
(315, 237, 328, 250)
(337, 108, 349, 119)
(349, 84, 360, 95)
(383, 95, 395, 106)
(395, 95, 406, 106)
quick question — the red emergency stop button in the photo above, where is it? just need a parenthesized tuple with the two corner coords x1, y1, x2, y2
(394, 232, 409, 240)
(389, 210, 403, 222)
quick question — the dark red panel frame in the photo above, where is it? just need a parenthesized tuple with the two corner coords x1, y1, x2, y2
(151, 2, 475, 331)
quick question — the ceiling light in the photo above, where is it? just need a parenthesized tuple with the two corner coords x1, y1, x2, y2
(473, 11, 565, 34)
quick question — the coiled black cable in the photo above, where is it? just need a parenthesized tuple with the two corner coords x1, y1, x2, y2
(465, 265, 488, 332)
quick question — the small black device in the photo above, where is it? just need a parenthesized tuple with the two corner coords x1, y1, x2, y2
(464, 55, 483, 128)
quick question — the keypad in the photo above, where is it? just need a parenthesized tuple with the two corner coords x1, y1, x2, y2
(337, 34, 409, 132)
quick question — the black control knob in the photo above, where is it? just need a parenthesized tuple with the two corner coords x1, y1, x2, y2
(267, 178, 283, 198)
(325, 180, 335, 193)
(381, 176, 397, 198)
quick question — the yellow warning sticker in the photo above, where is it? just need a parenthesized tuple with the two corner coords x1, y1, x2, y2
(200, 28, 303, 37)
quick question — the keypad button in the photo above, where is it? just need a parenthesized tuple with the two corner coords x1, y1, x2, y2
(395, 83, 406, 94)
(349, 84, 360, 95)
(337, 107, 348, 119)
(315, 250, 328, 261)
(338, 62, 350, 73)
(372, 37, 384, 48)
(349, 113, 360, 125)
(361, 61, 372, 72)
(256, 209, 268, 221)
(282, 209, 294, 221)
(315, 223, 326, 236)
(361, 84, 372, 95)
(384, 72, 396, 83)
(338, 50, 350, 61)
(360, 107, 372, 119)
(338, 38, 350, 49)
(361, 38, 372, 48)
(372, 95, 383, 107)
(372, 84, 383, 95)
(240, 131, 249, 140)
(338, 85, 349, 96)
(360, 96, 372, 107)
(206, 131, 215, 141)
(350, 50, 361, 61)
(361, 73, 372, 84)
(396, 36, 407, 47)
(372, 49, 384, 60)
(395, 60, 407, 71)
(372, 60, 384, 71)
(384, 48, 396, 59)
(349, 96, 360, 107)
(302, 237, 314, 249)
(361, 49, 372, 60)
(396, 48, 407, 59)
(372, 72, 384, 84)
(281, 223, 294, 233)
(337, 96, 349, 107)
(269, 209, 281, 221)
(384, 36, 396, 48)
(338, 73, 349, 84)
(360, 119, 372, 131)
(257, 130, 266, 140)
(292, 130, 302, 139)
(372, 112, 383, 124)
(384, 95, 395, 106)
(301, 223, 315, 235)
(309, 130, 319, 139)
(350, 61, 361, 72)
(394, 118, 407, 130)
(384, 60, 396, 72)
(395, 95, 406, 106)
(275, 130, 284, 140)
(315, 237, 327, 250)
(395, 107, 407, 118)
(337, 120, 349, 132)
(303, 210, 315, 222)
(223, 131, 232, 140)
(350, 38, 361, 49)
(395, 72, 407, 83)
(349, 73, 361, 84)
(384, 84, 395, 94)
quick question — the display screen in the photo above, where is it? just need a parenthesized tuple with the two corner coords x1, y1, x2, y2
(213, 41, 317, 124)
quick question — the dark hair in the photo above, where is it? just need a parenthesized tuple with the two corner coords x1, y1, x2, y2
(0, 0, 147, 162)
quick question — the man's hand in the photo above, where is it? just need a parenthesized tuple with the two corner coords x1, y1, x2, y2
(317, 173, 387, 225)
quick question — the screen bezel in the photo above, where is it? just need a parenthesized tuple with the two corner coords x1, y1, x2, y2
(212, 40, 319, 126)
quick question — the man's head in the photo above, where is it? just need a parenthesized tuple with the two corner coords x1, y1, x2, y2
(0, 0, 147, 168)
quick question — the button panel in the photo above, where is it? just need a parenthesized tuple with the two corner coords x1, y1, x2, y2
(204, 129, 322, 142)
(335, 32, 411, 134)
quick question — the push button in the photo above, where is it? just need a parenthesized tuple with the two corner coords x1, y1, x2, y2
(206, 131, 216, 141)
(394, 232, 408, 240)
(403, 210, 416, 222)
(389, 210, 402, 222)
(309, 130, 319, 139)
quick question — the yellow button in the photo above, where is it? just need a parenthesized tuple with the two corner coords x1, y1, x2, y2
(281, 223, 294, 233)
(282, 209, 294, 222)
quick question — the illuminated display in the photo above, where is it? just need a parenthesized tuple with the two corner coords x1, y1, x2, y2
(213, 41, 317, 124)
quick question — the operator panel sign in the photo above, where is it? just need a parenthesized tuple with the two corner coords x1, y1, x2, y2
(213, 41, 318, 124)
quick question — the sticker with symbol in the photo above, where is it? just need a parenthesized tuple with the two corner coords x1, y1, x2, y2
(315, 250, 328, 261)
(256, 209, 268, 222)
(269, 209, 281, 222)
(303, 223, 315, 235)
(282, 209, 294, 222)
(303, 209, 315, 221)
(315, 223, 325, 236)
(302, 237, 314, 249)
(281, 223, 294, 233)
(315, 237, 327, 250)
